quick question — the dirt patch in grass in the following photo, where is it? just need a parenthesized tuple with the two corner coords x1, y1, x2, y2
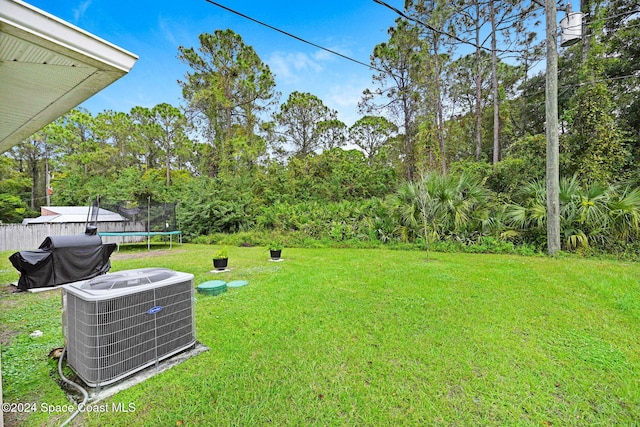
(0, 283, 20, 340)
(0, 285, 22, 345)
(111, 249, 187, 261)
(3, 411, 31, 427)
(0, 283, 22, 305)
(0, 282, 20, 294)
(0, 327, 20, 346)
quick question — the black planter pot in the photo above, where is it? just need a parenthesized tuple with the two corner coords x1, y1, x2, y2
(213, 258, 228, 270)
(270, 250, 282, 260)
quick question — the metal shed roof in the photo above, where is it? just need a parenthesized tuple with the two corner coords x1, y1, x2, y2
(0, 0, 138, 153)
(22, 206, 126, 224)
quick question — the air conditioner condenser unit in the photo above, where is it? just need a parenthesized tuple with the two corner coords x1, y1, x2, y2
(61, 268, 195, 387)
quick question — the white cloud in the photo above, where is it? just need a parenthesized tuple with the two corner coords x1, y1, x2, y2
(267, 51, 324, 85)
(265, 43, 371, 125)
(158, 17, 178, 46)
(73, 0, 92, 22)
(324, 82, 368, 127)
(312, 49, 334, 62)
(311, 42, 354, 64)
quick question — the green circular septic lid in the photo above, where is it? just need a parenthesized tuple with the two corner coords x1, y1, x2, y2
(198, 280, 227, 290)
(227, 280, 249, 288)
(197, 280, 227, 296)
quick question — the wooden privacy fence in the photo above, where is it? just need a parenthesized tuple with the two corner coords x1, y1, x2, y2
(0, 222, 147, 252)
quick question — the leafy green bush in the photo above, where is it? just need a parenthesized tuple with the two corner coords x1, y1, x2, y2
(254, 148, 397, 204)
(255, 199, 385, 243)
(179, 168, 640, 257)
(178, 176, 257, 237)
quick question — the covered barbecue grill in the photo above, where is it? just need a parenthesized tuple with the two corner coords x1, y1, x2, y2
(9, 232, 116, 291)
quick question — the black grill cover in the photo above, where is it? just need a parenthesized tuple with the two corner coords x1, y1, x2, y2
(8, 250, 55, 289)
(9, 234, 116, 291)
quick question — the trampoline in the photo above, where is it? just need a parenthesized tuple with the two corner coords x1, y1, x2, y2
(97, 197, 182, 250)
(99, 230, 182, 250)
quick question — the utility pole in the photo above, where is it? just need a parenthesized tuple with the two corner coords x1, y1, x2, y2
(45, 139, 51, 206)
(545, 0, 561, 255)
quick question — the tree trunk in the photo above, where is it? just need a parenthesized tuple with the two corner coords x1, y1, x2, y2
(165, 128, 171, 186)
(545, 0, 561, 255)
(404, 93, 415, 181)
(474, 1, 483, 162)
(491, 0, 500, 165)
(580, 0, 590, 63)
(165, 154, 171, 186)
(521, 54, 529, 137)
(433, 37, 447, 174)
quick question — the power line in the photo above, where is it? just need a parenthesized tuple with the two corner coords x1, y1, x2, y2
(373, 0, 526, 55)
(201, 1, 640, 101)
(373, 0, 485, 50)
(560, 73, 640, 89)
(521, 73, 640, 100)
(588, 8, 640, 25)
(202, 0, 394, 77)
(561, 10, 640, 31)
(373, 0, 639, 55)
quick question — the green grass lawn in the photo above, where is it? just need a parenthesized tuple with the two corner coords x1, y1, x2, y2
(1, 245, 639, 426)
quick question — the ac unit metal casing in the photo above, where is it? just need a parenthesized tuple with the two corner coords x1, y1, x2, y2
(61, 268, 195, 387)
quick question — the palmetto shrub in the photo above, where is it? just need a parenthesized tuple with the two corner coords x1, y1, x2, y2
(506, 176, 640, 251)
(388, 172, 493, 245)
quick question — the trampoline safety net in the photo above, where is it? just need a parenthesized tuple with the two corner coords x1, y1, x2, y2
(99, 198, 178, 232)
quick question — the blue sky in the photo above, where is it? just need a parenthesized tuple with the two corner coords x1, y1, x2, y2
(24, 0, 398, 126)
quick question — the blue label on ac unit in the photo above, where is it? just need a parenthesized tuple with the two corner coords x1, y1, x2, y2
(147, 306, 163, 314)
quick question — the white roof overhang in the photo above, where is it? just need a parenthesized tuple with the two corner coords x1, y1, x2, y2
(0, 0, 138, 153)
